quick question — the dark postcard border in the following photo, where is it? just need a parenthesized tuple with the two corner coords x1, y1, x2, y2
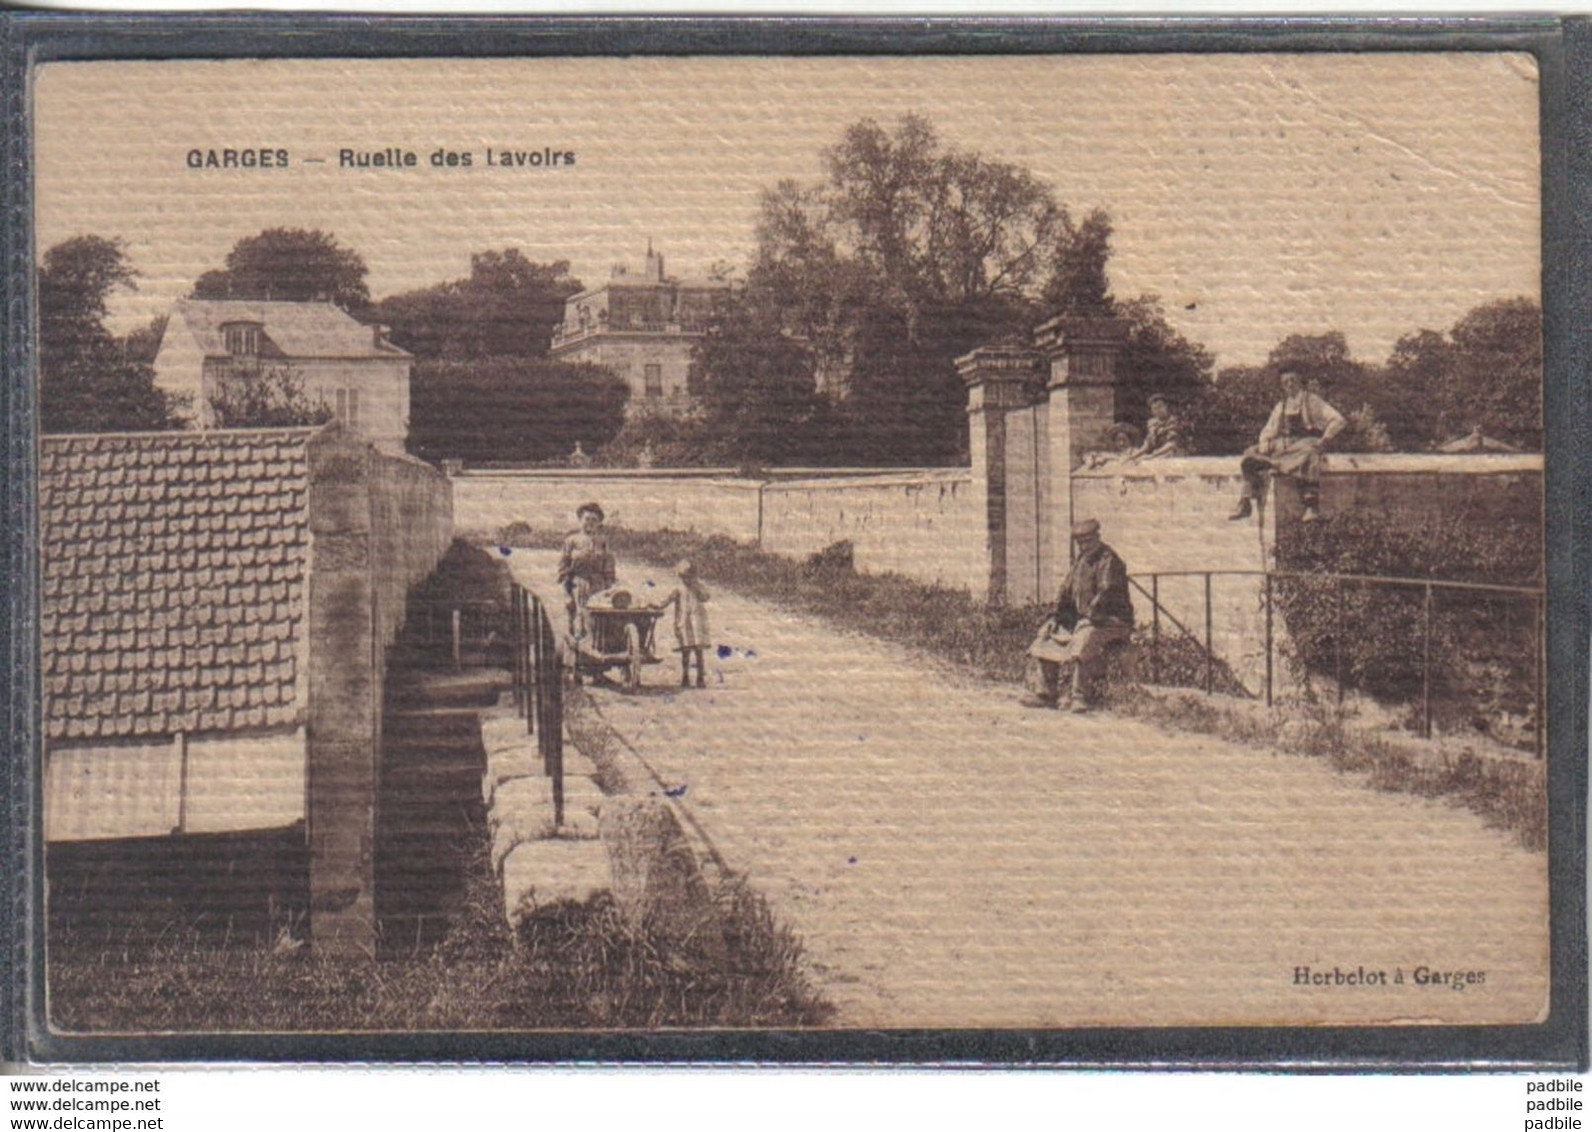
(1, 13, 1585, 1071)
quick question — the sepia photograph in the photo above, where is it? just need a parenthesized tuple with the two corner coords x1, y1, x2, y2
(15, 41, 1576, 1058)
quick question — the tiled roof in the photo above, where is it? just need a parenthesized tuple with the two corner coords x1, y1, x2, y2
(40, 429, 316, 742)
(172, 298, 410, 360)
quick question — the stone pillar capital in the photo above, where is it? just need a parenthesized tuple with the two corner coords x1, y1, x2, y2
(955, 346, 1043, 412)
(1033, 315, 1132, 389)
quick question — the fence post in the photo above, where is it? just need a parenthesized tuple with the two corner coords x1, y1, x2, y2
(513, 587, 524, 713)
(548, 618, 565, 827)
(1334, 580, 1344, 709)
(1203, 573, 1213, 695)
(1150, 574, 1160, 686)
(531, 592, 544, 745)
(1422, 583, 1433, 740)
(528, 590, 537, 730)
(1264, 573, 1273, 708)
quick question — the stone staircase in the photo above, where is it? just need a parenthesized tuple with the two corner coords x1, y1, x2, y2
(374, 656, 500, 954)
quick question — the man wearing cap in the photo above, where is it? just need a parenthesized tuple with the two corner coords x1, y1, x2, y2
(1021, 518, 1135, 713)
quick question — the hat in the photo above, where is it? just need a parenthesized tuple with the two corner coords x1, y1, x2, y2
(1147, 393, 1169, 406)
(576, 502, 605, 521)
(1071, 518, 1101, 539)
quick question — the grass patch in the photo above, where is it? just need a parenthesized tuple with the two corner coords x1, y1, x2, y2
(49, 832, 833, 1033)
(1111, 685, 1546, 851)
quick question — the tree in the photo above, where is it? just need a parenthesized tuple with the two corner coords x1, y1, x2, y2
(372, 250, 583, 360)
(38, 236, 184, 433)
(192, 228, 370, 311)
(1112, 295, 1215, 437)
(743, 115, 1079, 463)
(1186, 363, 1274, 456)
(1430, 298, 1541, 449)
(1186, 334, 1393, 455)
(1378, 328, 1453, 449)
(122, 313, 168, 365)
(407, 358, 629, 465)
(1364, 298, 1540, 451)
(208, 364, 334, 429)
(1267, 332, 1369, 396)
(1041, 209, 1114, 317)
(689, 295, 825, 466)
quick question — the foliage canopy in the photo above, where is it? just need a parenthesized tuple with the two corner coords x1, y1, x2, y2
(373, 250, 584, 360)
(39, 236, 185, 434)
(191, 228, 371, 312)
(408, 357, 629, 465)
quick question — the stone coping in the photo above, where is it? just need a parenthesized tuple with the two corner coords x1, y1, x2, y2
(1074, 453, 1543, 480)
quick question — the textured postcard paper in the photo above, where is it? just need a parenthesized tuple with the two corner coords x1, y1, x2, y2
(30, 53, 1550, 1040)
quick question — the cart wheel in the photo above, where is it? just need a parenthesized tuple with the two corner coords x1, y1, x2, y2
(623, 622, 642, 694)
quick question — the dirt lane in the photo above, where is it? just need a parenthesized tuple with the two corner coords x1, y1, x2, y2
(506, 549, 1548, 1029)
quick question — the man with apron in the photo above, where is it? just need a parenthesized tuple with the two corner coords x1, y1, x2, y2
(1228, 369, 1346, 524)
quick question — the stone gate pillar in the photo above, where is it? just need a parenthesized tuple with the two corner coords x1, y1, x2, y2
(1035, 315, 1132, 588)
(957, 347, 1042, 603)
(305, 427, 380, 959)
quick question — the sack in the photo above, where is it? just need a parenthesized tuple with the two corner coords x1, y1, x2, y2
(1027, 623, 1074, 663)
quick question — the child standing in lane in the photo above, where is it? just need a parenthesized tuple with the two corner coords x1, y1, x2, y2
(656, 559, 711, 688)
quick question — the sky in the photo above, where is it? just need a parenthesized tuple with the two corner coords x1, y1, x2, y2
(33, 54, 1540, 369)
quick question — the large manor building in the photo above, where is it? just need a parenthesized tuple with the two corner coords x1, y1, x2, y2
(549, 246, 730, 413)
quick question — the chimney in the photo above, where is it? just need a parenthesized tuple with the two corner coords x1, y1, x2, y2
(372, 323, 390, 348)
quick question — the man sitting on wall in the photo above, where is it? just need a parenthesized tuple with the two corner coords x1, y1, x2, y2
(1228, 369, 1345, 524)
(1021, 519, 1135, 713)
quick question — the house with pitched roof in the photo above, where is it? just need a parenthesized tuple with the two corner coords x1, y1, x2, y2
(41, 425, 453, 953)
(154, 299, 412, 453)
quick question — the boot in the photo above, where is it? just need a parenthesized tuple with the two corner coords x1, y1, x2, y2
(1227, 498, 1253, 521)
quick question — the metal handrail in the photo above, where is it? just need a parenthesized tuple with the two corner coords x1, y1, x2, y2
(1127, 567, 1543, 756)
(1130, 568, 1543, 598)
(510, 582, 564, 826)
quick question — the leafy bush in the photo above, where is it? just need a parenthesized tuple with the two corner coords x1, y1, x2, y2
(407, 357, 629, 465)
(596, 400, 715, 468)
(208, 364, 334, 428)
(1129, 627, 1251, 699)
(1274, 511, 1542, 745)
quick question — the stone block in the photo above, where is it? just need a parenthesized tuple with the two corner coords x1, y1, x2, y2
(501, 838, 612, 929)
(487, 774, 604, 872)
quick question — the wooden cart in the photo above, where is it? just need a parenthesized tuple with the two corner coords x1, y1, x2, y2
(571, 600, 666, 693)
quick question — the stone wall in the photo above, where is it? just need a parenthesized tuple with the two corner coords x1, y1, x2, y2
(760, 470, 981, 594)
(368, 446, 457, 649)
(453, 469, 761, 542)
(1311, 453, 1543, 527)
(452, 467, 986, 596)
(304, 426, 453, 956)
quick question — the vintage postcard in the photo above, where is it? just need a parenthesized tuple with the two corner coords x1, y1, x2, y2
(10, 31, 1584, 1064)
